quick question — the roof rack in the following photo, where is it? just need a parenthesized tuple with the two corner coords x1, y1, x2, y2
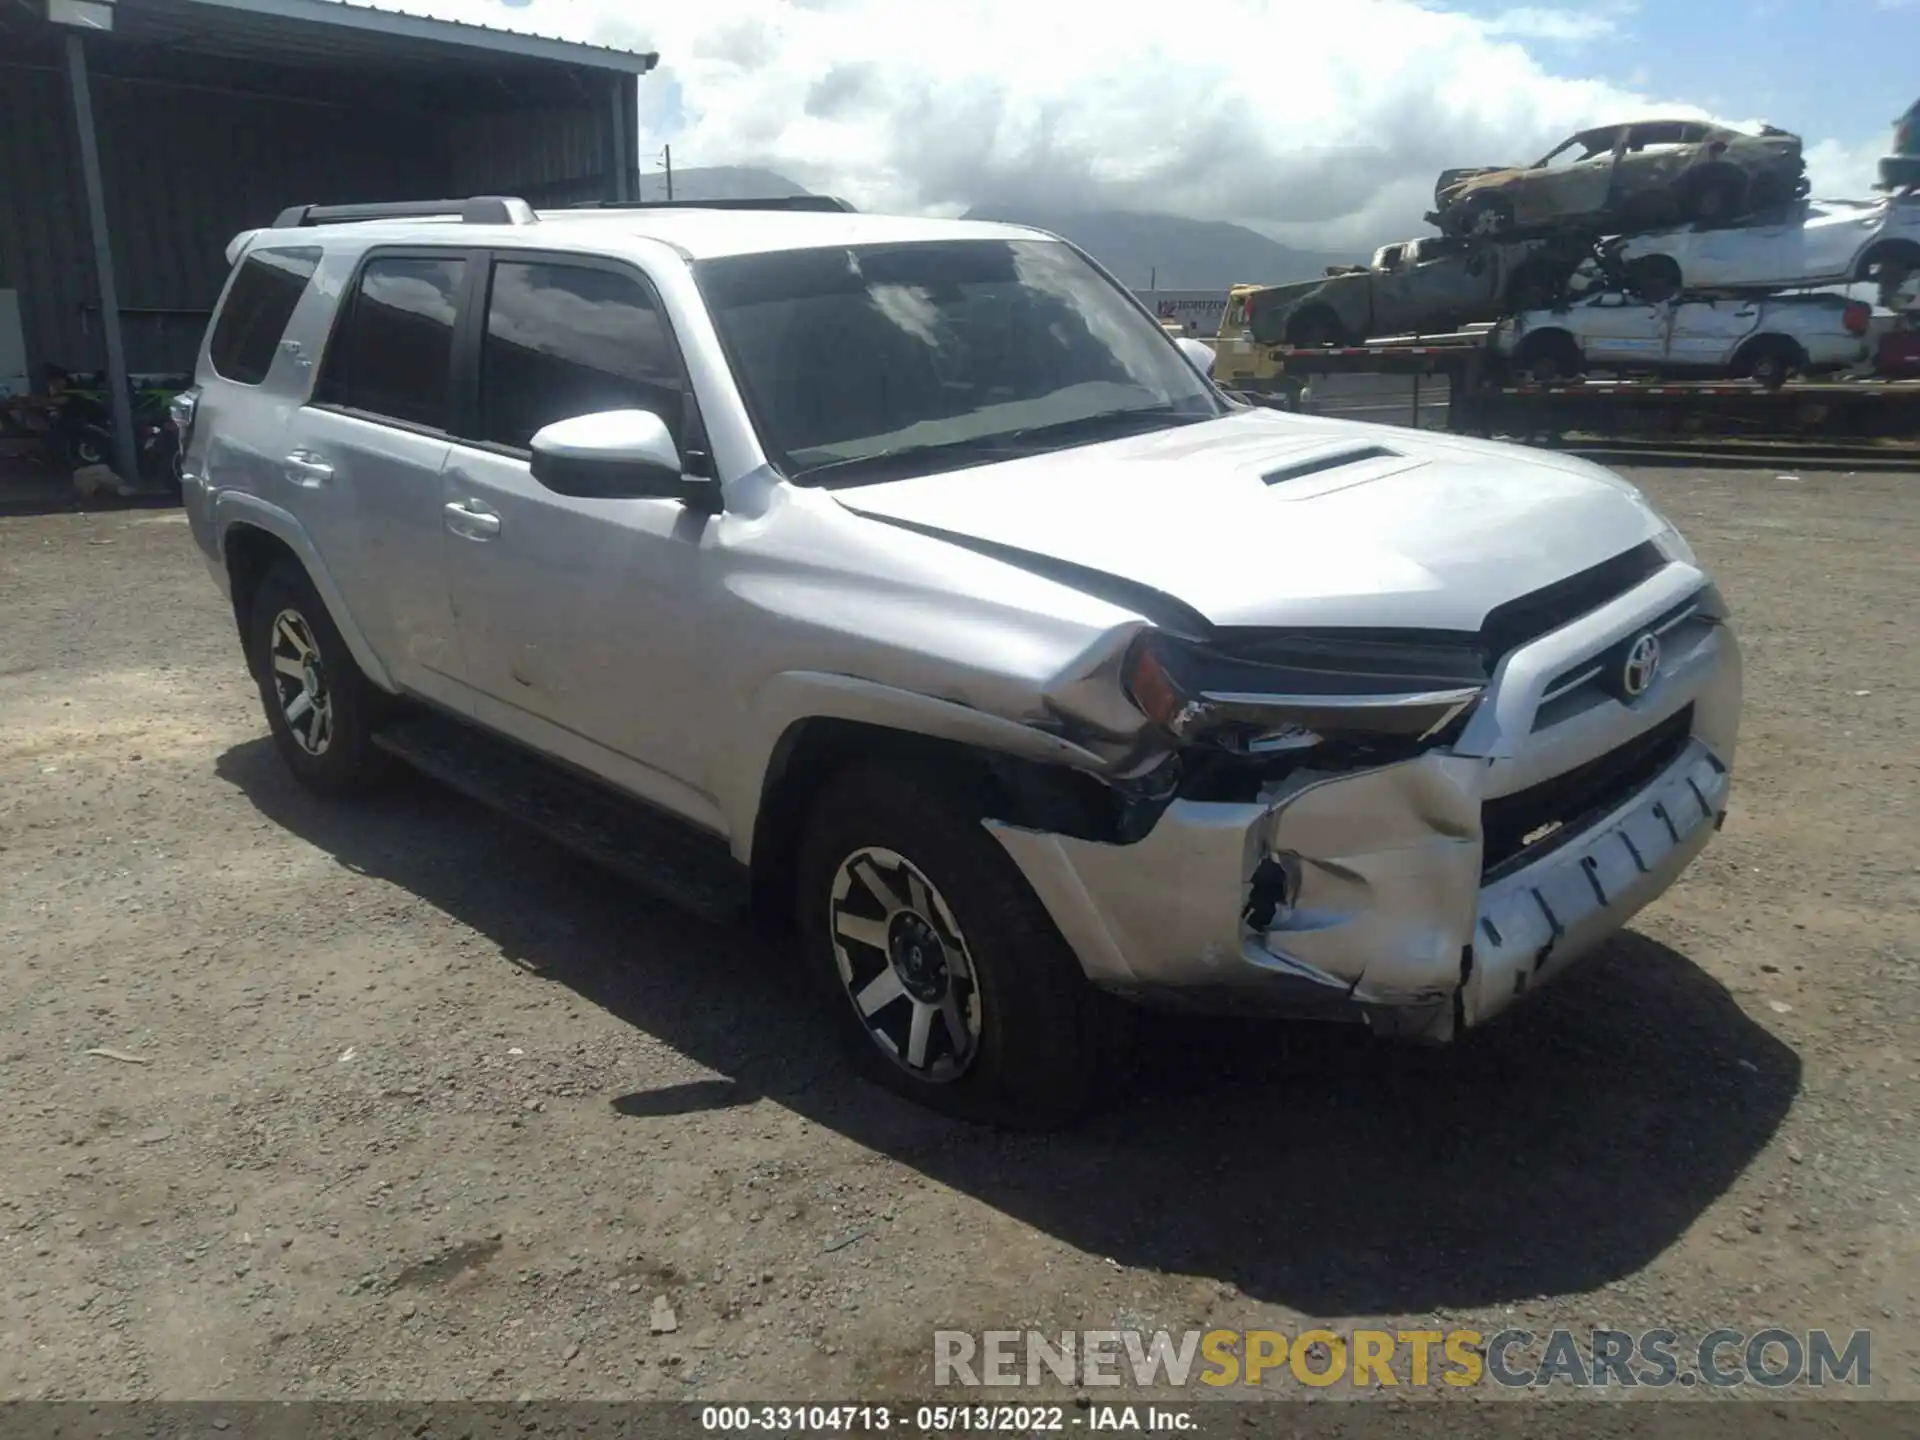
(560, 196, 859, 214)
(270, 196, 538, 228)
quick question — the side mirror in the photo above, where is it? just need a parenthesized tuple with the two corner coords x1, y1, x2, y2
(528, 409, 719, 509)
(1175, 337, 1217, 376)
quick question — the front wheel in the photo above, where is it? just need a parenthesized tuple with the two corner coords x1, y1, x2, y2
(1515, 331, 1585, 384)
(1685, 164, 1749, 225)
(1623, 254, 1682, 303)
(795, 764, 1120, 1128)
(1456, 193, 1514, 238)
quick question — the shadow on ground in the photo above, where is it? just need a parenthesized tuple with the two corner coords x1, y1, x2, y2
(217, 737, 1799, 1317)
(0, 457, 178, 518)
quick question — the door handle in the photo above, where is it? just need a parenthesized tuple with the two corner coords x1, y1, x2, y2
(443, 499, 501, 540)
(283, 451, 333, 486)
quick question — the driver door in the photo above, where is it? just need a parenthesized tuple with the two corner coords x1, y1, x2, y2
(438, 252, 724, 827)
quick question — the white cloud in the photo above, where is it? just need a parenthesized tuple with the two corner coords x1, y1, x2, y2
(367, 0, 1888, 250)
(1804, 136, 1886, 200)
(1481, 8, 1620, 43)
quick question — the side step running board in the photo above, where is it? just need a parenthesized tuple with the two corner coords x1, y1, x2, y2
(373, 712, 750, 925)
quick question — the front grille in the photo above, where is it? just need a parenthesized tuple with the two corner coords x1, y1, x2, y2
(1481, 704, 1694, 880)
(1477, 541, 1667, 669)
(1538, 587, 1707, 705)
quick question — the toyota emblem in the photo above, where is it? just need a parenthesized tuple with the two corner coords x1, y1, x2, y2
(1621, 633, 1661, 697)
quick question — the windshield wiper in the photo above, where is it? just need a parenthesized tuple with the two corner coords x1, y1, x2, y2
(987, 403, 1212, 453)
(788, 404, 1213, 486)
(790, 438, 1022, 486)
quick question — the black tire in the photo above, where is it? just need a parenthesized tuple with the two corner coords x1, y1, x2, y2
(1685, 164, 1748, 225)
(1623, 254, 1682, 303)
(1737, 337, 1805, 390)
(1515, 330, 1584, 384)
(1286, 308, 1345, 349)
(68, 425, 108, 470)
(794, 763, 1123, 1129)
(247, 560, 391, 796)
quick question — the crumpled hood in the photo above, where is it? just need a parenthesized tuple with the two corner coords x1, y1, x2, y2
(1437, 165, 1520, 204)
(833, 409, 1670, 631)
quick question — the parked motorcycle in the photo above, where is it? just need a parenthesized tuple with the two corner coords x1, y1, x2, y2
(52, 373, 187, 492)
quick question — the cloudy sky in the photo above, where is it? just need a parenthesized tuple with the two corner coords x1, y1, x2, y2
(381, 0, 1912, 251)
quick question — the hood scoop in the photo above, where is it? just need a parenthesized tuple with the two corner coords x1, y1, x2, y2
(1260, 443, 1420, 499)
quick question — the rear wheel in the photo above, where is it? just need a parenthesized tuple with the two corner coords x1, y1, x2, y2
(794, 763, 1121, 1129)
(1737, 336, 1805, 390)
(1286, 308, 1345, 348)
(67, 425, 108, 470)
(248, 561, 391, 796)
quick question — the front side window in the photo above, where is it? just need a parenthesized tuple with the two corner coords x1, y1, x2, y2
(208, 247, 321, 385)
(1539, 131, 1616, 168)
(315, 255, 466, 430)
(695, 238, 1225, 485)
(479, 260, 686, 450)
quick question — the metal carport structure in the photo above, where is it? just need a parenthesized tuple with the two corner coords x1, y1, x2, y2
(0, 0, 657, 486)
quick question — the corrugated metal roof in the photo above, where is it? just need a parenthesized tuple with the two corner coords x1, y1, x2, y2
(92, 0, 658, 76)
(170, 0, 658, 74)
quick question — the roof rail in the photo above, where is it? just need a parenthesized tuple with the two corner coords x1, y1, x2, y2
(269, 196, 538, 228)
(560, 195, 859, 214)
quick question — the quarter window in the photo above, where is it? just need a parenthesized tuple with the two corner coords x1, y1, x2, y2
(207, 248, 321, 385)
(479, 260, 686, 450)
(315, 255, 466, 430)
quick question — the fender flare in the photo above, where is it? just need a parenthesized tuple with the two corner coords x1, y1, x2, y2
(718, 670, 1109, 865)
(212, 489, 396, 693)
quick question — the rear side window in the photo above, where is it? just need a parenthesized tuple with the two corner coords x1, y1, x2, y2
(479, 260, 686, 450)
(207, 247, 321, 385)
(316, 254, 466, 431)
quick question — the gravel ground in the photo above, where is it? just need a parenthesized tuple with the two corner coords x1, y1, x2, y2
(0, 464, 1914, 1405)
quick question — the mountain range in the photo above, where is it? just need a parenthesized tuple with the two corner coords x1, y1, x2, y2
(656, 166, 1355, 290)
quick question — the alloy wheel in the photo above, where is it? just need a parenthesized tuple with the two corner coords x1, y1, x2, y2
(268, 608, 333, 756)
(828, 846, 983, 1082)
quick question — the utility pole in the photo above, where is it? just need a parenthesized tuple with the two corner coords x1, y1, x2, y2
(663, 144, 673, 201)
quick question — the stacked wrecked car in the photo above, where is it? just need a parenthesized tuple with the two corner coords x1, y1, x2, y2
(1244, 111, 1920, 385)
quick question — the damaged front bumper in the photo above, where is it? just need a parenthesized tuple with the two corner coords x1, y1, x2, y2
(987, 568, 1742, 1040)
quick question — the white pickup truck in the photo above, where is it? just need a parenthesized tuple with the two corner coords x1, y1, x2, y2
(1494, 290, 1873, 386)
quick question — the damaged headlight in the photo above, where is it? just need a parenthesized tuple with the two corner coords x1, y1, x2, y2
(1122, 628, 1487, 753)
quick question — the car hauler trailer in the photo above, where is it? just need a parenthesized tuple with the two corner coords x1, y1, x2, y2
(1218, 331, 1920, 445)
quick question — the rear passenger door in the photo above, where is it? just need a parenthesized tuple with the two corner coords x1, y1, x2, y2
(1666, 299, 1761, 369)
(438, 251, 723, 829)
(294, 249, 474, 711)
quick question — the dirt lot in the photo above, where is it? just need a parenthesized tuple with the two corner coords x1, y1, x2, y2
(1, 464, 1915, 1406)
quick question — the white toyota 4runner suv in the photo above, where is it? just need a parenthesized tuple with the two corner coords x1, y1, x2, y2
(176, 195, 1742, 1128)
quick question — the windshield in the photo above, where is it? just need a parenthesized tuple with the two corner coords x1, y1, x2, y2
(694, 238, 1226, 485)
